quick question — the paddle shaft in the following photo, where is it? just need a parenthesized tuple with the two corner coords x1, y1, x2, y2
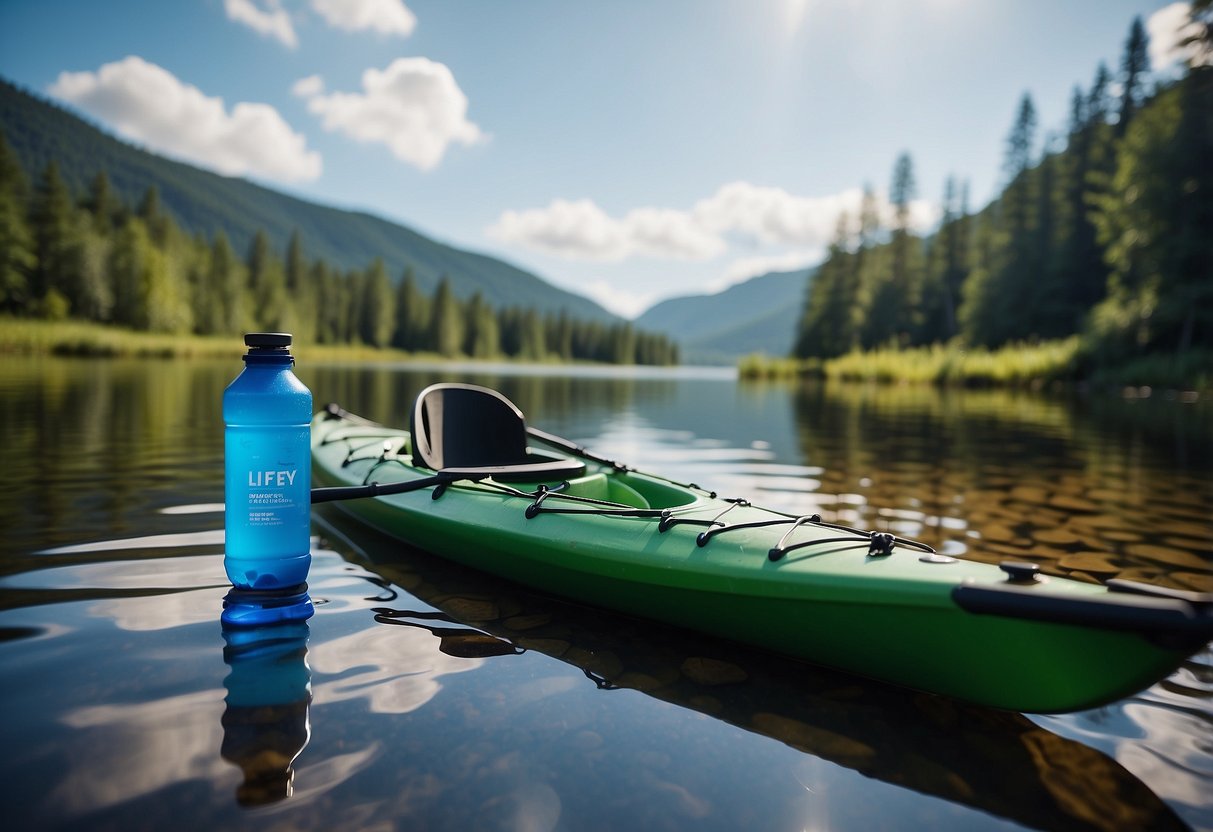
(311, 472, 470, 503)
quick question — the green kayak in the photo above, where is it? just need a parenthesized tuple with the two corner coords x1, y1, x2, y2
(311, 383, 1213, 713)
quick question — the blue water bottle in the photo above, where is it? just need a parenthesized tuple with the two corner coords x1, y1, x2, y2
(223, 332, 312, 591)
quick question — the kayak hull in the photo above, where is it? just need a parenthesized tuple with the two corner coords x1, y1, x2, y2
(312, 409, 1212, 713)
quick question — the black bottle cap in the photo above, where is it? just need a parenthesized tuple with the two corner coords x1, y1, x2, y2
(245, 332, 292, 350)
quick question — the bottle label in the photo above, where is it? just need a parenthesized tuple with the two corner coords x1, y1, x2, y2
(225, 426, 311, 556)
(247, 466, 301, 523)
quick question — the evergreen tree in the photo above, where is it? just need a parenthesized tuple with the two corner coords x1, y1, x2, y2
(1091, 71, 1213, 354)
(392, 267, 428, 351)
(795, 212, 858, 358)
(246, 230, 287, 330)
(83, 172, 118, 235)
(463, 292, 499, 358)
(208, 231, 245, 334)
(75, 226, 113, 322)
(547, 311, 574, 361)
(311, 260, 338, 343)
(608, 322, 636, 364)
(137, 186, 171, 247)
(285, 230, 305, 292)
(0, 133, 34, 312)
(888, 152, 922, 343)
(498, 307, 523, 356)
(359, 258, 395, 347)
(143, 232, 193, 334)
(30, 161, 83, 317)
(343, 269, 365, 343)
(282, 229, 317, 341)
(919, 176, 970, 342)
(108, 217, 152, 328)
(1116, 17, 1150, 136)
(962, 94, 1041, 346)
(428, 276, 463, 356)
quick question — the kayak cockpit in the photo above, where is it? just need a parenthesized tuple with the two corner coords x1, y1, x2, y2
(556, 470, 701, 511)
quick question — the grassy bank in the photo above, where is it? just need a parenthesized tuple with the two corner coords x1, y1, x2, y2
(0, 318, 446, 363)
(739, 338, 1213, 392)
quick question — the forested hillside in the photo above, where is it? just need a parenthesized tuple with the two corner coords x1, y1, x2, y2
(0, 79, 612, 322)
(0, 82, 681, 365)
(794, 11, 1212, 373)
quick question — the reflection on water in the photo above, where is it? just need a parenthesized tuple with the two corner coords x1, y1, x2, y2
(221, 618, 312, 806)
(320, 508, 1194, 832)
(0, 358, 1209, 831)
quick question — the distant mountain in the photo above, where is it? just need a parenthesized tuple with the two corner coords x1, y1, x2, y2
(636, 268, 814, 363)
(0, 78, 614, 322)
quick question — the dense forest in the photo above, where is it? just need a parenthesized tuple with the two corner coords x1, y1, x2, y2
(794, 10, 1212, 371)
(0, 141, 679, 365)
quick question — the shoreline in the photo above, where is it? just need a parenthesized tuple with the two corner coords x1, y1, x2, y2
(738, 339, 1212, 394)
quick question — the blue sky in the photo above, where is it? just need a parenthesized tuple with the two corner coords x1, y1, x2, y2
(0, 0, 1198, 317)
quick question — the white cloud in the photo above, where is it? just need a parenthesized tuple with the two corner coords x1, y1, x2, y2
(292, 74, 325, 98)
(695, 181, 938, 244)
(488, 181, 938, 265)
(625, 207, 726, 259)
(487, 199, 725, 262)
(225, 0, 297, 48)
(299, 58, 482, 170)
(693, 182, 862, 247)
(1147, 3, 1210, 71)
(491, 199, 629, 260)
(49, 56, 322, 183)
(312, 0, 417, 37)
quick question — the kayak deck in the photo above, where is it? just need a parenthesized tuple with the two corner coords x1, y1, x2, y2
(312, 404, 1213, 713)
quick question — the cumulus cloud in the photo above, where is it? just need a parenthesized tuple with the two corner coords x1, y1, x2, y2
(693, 182, 863, 247)
(49, 56, 322, 183)
(488, 182, 937, 264)
(488, 199, 725, 262)
(292, 74, 325, 98)
(1147, 3, 1210, 70)
(225, 0, 297, 48)
(298, 58, 482, 170)
(312, 0, 417, 37)
(490, 199, 628, 260)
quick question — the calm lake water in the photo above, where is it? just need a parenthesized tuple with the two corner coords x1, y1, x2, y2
(1, 356, 1210, 831)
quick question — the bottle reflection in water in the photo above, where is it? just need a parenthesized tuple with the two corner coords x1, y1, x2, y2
(220, 610, 313, 807)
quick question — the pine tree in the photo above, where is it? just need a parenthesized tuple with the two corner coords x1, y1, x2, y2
(30, 161, 83, 317)
(311, 260, 337, 343)
(962, 94, 1040, 346)
(282, 229, 316, 341)
(1091, 70, 1213, 354)
(108, 216, 152, 328)
(137, 186, 171, 247)
(0, 133, 34, 312)
(1117, 17, 1150, 136)
(208, 231, 246, 334)
(794, 212, 858, 358)
(246, 230, 287, 330)
(83, 172, 118, 235)
(919, 176, 970, 342)
(463, 292, 499, 358)
(428, 276, 463, 356)
(392, 267, 428, 350)
(360, 258, 395, 347)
